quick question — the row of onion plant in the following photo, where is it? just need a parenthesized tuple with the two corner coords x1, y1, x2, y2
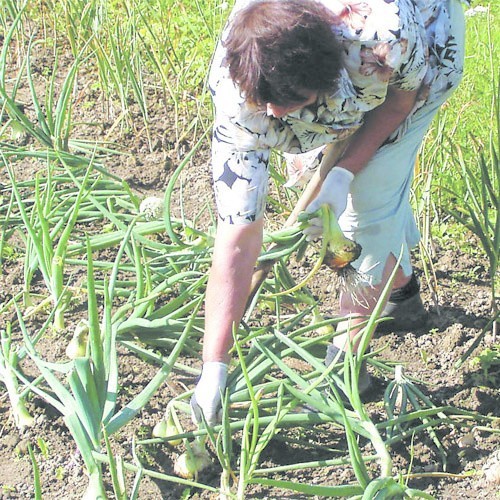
(1, 2, 498, 499)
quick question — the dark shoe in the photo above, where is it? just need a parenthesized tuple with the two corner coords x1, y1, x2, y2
(377, 273, 428, 333)
(324, 344, 372, 395)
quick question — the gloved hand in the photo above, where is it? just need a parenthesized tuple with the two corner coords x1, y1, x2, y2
(190, 361, 228, 427)
(303, 166, 354, 241)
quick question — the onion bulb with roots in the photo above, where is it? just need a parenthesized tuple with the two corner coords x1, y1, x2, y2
(314, 205, 361, 270)
(271, 205, 363, 297)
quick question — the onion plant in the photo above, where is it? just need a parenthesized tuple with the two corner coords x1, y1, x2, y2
(61, 0, 102, 58)
(0, 0, 23, 25)
(151, 254, 492, 498)
(0, 6, 129, 162)
(384, 365, 449, 469)
(10, 220, 207, 495)
(1, 1, 497, 497)
(444, 87, 499, 353)
(13, 238, 121, 498)
(6, 159, 97, 330)
(0, 322, 34, 431)
(1, 8, 85, 152)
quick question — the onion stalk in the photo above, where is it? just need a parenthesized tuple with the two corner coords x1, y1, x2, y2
(310, 307, 335, 335)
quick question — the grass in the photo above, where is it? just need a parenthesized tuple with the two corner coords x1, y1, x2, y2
(0, 0, 499, 498)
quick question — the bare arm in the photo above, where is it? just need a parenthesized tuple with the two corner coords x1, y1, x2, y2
(203, 218, 264, 363)
(336, 86, 418, 174)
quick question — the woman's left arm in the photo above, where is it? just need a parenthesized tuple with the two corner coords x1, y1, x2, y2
(305, 85, 419, 218)
(336, 85, 418, 174)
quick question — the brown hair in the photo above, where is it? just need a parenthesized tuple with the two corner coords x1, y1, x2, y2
(223, 0, 343, 106)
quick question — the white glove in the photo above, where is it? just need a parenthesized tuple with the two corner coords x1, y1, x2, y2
(303, 166, 354, 241)
(191, 361, 228, 426)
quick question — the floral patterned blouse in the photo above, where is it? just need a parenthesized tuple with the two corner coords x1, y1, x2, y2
(209, 0, 464, 224)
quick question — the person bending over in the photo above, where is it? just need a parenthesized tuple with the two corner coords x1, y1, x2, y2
(191, 0, 465, 426)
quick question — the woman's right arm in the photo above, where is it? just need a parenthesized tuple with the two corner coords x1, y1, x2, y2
(202, 218, 264, 364)
(191, 219, 263, 426)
